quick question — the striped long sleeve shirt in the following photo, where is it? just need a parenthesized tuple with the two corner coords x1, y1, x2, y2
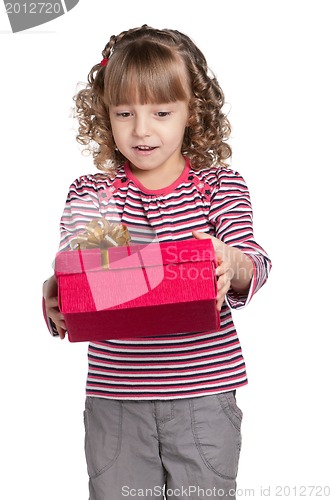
(48, 157, 271, 400)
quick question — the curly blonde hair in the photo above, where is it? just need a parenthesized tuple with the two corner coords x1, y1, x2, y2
(74, 25, 232, 174)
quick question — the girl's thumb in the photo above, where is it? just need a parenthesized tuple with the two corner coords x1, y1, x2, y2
(192, 230, 209, 239)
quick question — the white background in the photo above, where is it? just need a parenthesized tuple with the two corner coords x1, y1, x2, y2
(0, 1, 331, 499)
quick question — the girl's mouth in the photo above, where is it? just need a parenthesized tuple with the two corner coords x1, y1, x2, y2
(133, 145, 158, 156)
(135, 146, 157, 151)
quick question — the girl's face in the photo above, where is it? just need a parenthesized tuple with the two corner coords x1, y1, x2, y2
(109, 100, 189, 177)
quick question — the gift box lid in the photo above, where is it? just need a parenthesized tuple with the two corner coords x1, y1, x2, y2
(55, 238, 216, 275)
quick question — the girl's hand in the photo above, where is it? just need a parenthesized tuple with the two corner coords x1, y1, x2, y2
(43, 275, 67, 339)
(192, 231, 234, 311)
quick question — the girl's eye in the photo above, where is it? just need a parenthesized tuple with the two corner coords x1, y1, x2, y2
(156, 111, 171, 118)
(116, 112, 132, 118)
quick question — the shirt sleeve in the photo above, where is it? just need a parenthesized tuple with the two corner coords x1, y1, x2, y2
(209, 169, 272, 309)
(58, 175, 102, 251)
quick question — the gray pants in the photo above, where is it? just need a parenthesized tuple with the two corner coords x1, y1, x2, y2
(83, 392, 243, 500)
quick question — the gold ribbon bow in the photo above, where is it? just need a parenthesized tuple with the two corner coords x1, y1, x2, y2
(70, 218, 131, 268)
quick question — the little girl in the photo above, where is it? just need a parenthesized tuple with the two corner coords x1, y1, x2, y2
(43, 25, 271, 500)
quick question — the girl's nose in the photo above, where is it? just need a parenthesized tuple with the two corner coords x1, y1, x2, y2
(133, 115, 151, 138)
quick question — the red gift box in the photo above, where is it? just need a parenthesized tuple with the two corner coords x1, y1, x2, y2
(55, 239, 219, 342)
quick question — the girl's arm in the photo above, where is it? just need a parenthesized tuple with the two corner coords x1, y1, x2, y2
(203, 169, 271, 310)
(43, 174, 104, 338)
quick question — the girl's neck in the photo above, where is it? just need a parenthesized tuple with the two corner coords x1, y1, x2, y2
(124, 157, 190, 195)
(127, 158, 186, 190)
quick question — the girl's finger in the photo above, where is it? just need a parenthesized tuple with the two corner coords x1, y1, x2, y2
(47, 297, 59, 307)
(54, 319, 67, 329)
(57, 327, 67, 340)
(216, 296, 224, 311)
(47, 309, 65, 323)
